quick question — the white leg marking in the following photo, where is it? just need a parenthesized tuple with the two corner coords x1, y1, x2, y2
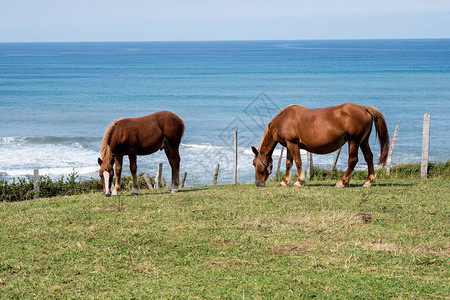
(103, 171, 110, 194)
(294, 181, 304, 187)
(299, 169, 305, 182)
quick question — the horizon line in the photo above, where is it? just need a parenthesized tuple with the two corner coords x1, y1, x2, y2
(1, 37, 449, 44)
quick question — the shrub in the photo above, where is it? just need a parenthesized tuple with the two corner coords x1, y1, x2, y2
(0, 171, 165, 202)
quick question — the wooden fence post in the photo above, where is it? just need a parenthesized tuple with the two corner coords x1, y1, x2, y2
(213, 164, 220, 185)
(143, 173, 153, 189)
(276, 146, 284, 174)
(421, 114, 431, 179)
(332, 147, 341, 171)
(155, 163, 163, 188)
(33, 169, 39, 199)
(233, 130, 237, 184)
(386, 124, 399, 175)
(306, 152, 313, 179)
(181, 171, 187, 188)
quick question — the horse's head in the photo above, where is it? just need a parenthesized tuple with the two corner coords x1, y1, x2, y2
(251, 146, 273, 187)
(98, 157, 114, 197)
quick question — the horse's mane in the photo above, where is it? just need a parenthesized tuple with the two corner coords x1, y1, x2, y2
(257, 125, 270, 151)
(258, 105, 294, 151)
(100, 121, 119, 163)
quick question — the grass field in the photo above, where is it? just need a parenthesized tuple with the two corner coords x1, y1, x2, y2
(1, 177, 449, 298)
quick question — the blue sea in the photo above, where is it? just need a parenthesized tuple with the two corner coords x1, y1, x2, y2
(1, 39, 449, 186)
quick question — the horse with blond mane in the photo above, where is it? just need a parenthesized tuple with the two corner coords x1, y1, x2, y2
(251, 103, 389, 188)
(98, 111, 184, 196)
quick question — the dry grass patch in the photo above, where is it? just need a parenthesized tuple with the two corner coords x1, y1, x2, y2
(267, 244, 316, 254)
(364, 241, 450, 257)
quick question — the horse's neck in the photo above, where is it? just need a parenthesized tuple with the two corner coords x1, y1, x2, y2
(259, 128, 277, 158)
(101, 144, 114, 164)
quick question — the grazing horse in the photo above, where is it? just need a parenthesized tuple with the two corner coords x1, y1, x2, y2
(251, 103, 389, 188)
(98, 111, 184, 196)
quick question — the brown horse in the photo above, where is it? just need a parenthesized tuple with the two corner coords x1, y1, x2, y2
(98, 111, 184, 196)
(251, 103, 389, 188)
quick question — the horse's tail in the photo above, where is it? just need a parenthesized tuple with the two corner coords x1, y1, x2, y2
(365, 106, 390, 166)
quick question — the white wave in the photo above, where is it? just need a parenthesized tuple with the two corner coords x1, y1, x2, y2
(0, 137, 28, 145)
(0, 142, 99, 174)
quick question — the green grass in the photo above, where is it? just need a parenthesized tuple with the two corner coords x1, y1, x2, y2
(1, 178, 449, 298)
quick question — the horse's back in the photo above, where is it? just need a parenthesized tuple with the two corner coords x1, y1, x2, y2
(119, 111, 184, 135)
(283, 102, 371, 125)
(272, 103, 373, 153)
(111, 111, 184, 155)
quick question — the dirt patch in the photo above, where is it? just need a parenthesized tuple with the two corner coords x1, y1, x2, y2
(364, 242, 399, 252)
(209, 260, 242, 267)
(214, 239, 239, 248)
(268, 244, 315, 254)
(356, 213, 373, 223)
(91, 206, 120, 211)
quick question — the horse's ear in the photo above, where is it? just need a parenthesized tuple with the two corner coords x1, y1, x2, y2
(251, 146, 258, 156)
(98, 158, 103, 166)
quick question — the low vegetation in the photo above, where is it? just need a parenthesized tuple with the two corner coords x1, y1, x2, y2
(0, 165, 448, 298)
(0, 173, 165, 202)
(2, 161, 448, 202)
(272, 160, 450, 183)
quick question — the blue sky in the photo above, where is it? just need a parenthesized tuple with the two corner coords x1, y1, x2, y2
(1, 0, 449, 42)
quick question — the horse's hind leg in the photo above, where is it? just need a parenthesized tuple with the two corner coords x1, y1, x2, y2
(360, 138, 375, 187)
(129, 153, 139, 195)
(336, 140, 359, 187)
(112, 156, 123, 196)
(164, 144, 180, 193)
(280, 148, 293, 187)
(286, 142, 305, 187)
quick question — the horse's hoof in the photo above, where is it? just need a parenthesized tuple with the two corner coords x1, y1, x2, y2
(170, 189, 178, 194)
(363, 182, 372, 188)
(111, 190, 118, 196)
(279, 181, 288, 187)
(294, 181, 304, 188)
(335, 182, 345, 188)
(131, 187, 139, 196)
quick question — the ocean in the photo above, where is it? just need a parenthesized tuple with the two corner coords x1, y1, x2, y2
(1, 39, 449, 186)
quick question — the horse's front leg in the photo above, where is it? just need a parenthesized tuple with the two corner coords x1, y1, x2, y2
(286, 142, 305, 187)
(280, 148, 293, 187)
(112, 156, 123, 196)
(129, 153, 139, 195)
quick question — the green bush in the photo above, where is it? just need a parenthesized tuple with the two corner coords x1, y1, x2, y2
(0, 171, 164, 202)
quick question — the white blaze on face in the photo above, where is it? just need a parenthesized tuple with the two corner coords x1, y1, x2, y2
(103, 171, 111, 194)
